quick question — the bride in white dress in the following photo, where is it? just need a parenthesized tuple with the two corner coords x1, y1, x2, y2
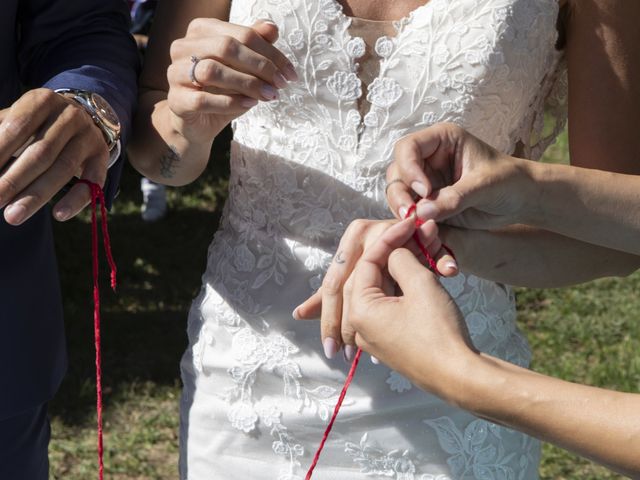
(128, 0, 640, 478)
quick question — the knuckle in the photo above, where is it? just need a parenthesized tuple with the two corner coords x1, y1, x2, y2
(188, 91, 209, 111)
(187, 17, 207, 35)
(200, 60, 220, 82)
(58, 151, 80, 173)
(0, 175, 20, 196)
(347, 218, 370, 238)
(217, 36, 238, 58)
(26, 140, 53, 160)
(322, 272, 343, 296)
(169, 39, 183, 60)
(239, 28, 258, 45)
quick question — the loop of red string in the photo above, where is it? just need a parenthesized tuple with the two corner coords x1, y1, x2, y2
(305, 206, 455, 479)
(77, 179, 117, 480)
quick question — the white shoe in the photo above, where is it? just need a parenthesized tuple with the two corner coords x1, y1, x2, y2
(141, 178, 167, 222)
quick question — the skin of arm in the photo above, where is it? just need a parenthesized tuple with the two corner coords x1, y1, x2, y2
(347, 221, 640, 478)
(128, 0, 296, 186)
(127, 0, 230, 186)
(386, 0, 640, 284)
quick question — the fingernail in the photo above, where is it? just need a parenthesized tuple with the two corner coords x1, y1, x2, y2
(344, 345, 356, 362)
(445, 260, 458, 272)
(411, 181, 429, 198)
(283, 64, 299, 82)
(292, 307, 301, 320)
(54, 207, 71, 222)
(4, 203, 26, 225)
(416, 201, 439, 219)
(260, 84, 278, 100)
(323, 338, 338, 359)
(273, 72, 288, 89)
(371, 356, 380, 365)
(241, 97, 259, 108)
(399, 206, 409, 219)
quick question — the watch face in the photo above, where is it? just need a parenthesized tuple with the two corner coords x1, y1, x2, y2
(90, 93, 121, 134)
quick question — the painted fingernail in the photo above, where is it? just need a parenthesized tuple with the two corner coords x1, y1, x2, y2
(445, 261, 458, 273)
(411, 181, 429, 198)
(283, 64, 299, 82)
(399, 206, 409, 219)
(416, 201, 438, 219)
(4, 203, 26, 225)
(241, 97, 259, 108)
(273, 72, 288, 89)
(54, 207, 71, 222)
(344, 345, 356, 362)
(371, 356, 380, 365)
(260, 84, 278, 100)
(323, 337, 338, 359)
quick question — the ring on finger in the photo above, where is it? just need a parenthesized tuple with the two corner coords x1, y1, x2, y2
(385, 178, 405, 196)
(189, 55, 204, 89)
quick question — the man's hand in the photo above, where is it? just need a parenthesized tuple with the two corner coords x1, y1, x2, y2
(0, 88, 110, 225)
(387, 123, 538, 229)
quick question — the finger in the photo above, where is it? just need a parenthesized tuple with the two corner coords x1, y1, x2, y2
(170, 58, 279, 101)
(319, 223, 367, 358)
(3, 135, 94, 225)
(386, 163, 415, 219)
(53, 147, 109, 222)
(0, 91, 53, 171)
(185, 19, 297, 81)
(393, 130, 442, 198)
(415, 184, 466, 222)
(168, 87, 259, 117)
(387, 248, 441, 298)
(0, 107, 79, 209)
(251, 19, 279, 44)
(414, 219, 458, 276)
(294, 289, 322, 320)
(174, 36, 292, 88)
(341, 274, 357, 360)
(360, 217, 416, 269)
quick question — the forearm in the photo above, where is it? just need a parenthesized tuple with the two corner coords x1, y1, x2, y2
(444, 224, 640, 288)
(128, 91, 219, 186)
(525, 161, 640, 256)
(433, 352, 640, 477)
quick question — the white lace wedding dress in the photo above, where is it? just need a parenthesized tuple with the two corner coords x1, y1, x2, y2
(179, 1, 567, 478)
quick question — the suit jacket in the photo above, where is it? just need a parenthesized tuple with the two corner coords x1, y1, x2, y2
(0, 0, 138, 420)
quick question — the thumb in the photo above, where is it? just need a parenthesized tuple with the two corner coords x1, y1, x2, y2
(387, 248, 441, 298)
(252, 19, 279, 43)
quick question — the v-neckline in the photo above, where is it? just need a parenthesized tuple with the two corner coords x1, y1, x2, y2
(330, 0, 435, 40)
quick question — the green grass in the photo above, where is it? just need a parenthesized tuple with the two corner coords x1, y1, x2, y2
(49, 129, 637, 479)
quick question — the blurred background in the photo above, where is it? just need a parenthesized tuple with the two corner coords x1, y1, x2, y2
(47, 128, 640, 479)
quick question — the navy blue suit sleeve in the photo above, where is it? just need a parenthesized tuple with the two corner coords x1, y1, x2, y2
(17, 0, 140, 206)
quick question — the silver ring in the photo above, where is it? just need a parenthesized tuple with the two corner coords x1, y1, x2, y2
(385, 178, 405, 195)
(189, 55, 203, 88)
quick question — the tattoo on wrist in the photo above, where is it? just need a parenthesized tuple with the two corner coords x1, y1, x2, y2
(334, 251, 346, 264)
(159, 145, 180, 178)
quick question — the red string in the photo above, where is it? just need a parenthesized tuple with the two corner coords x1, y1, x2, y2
(305, 206, 455, 478)
(77, 179, 117, 480)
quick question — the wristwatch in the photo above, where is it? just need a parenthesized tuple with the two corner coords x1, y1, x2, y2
(54, 88, 121, 154)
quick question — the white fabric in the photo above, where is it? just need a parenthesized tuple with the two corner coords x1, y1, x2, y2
(179, 1, 566, 478)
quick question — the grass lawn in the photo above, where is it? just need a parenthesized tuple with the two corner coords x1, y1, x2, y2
(49, 130, 638, 479)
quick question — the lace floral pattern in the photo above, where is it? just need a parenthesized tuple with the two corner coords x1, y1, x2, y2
(180, 0, 564, 478)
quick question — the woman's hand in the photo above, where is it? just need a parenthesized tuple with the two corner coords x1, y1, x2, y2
(167, 18, 297, 143)
(295, 217, 458, 360)
(346, 220, 475, 397)
(387, 123, 539, 229)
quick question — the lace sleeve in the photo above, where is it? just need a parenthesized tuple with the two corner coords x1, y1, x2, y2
(514, 55, 568, 161)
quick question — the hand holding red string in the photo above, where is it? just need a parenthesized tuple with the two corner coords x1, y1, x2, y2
(294, 216, 457, 361)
